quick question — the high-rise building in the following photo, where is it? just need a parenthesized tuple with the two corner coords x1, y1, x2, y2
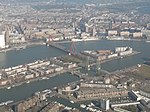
(0, 34, 6, 48)
(100, 99, 110, 111)
(5, 28, 10, 45)
(92, 25, 96, 37)
(85, 23, 89, 33)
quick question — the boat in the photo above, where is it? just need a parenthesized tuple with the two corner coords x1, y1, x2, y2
(90, 102, 94, 106)
(146, 40, 150, 43)
(43, 42, 46, 45)
(12, 85, 15, 87)
(71, 39, 82, 42)
(86, 107, 89, 110)
(83, 38, 98, 41)
(42, 89, 51, 93)
(137, 64, 141, 67)
(7, 86, 11, 89)
(26, 81, 30, 84)
(80, 104, 86, 108)
(0, 102, 5, 106)
(70, 100, 74, 104)
(42, 77, 47, 80)
(4, 100, 13, 105)
(15, 47, 20, 51)
(46, 44, 50, 46)
(21, 46, 26, 49)
(14, 46, 26, 51)
(65, 106, 72, 110)
(46, 77, 49, 80)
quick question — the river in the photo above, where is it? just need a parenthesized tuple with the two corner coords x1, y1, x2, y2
(0, 45, 66, 68)
(137, 6, 150, 14)
(0, 73, 79, 102)
(0, 40, 150, 102)
(62, 40, 150, 72)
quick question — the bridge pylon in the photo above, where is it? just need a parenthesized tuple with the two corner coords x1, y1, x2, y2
(69, 41, 76, 55)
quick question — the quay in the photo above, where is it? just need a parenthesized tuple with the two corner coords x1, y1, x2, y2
(0, 56, 80, 89)
(70, 71, 84, 78)
(88, 51, 140, 67)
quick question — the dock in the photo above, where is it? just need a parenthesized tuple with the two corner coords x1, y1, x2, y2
(70, 71, 84, 78)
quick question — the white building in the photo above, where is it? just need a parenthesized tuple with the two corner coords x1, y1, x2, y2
(0, 34, 6, 48)
(108, 30, 118, 36)
(133, 32, 143, 38)
(120, 31, 130, 37)
(142, 30, 150, 40)
(100, 99, 110, 111)
(115, 47, 128, 52)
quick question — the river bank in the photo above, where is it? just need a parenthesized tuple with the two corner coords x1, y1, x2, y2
(1, 38, 149, 53)
(0, 65, 81, 90)
(101, 51, 141, 64)
(0, 41, 44, 53)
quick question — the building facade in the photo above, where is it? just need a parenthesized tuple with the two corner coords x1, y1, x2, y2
(0, 34, 6, 48)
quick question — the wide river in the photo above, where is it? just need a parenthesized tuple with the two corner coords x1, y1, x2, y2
(0, 40, 150, 102)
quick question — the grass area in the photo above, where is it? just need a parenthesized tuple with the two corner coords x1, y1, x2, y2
(122, 105, 138, 112)
(62, 55, 83, 63)
(137, 64, 150, 78)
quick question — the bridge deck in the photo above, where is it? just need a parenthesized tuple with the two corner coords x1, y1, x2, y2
(47, 42, 69, 53)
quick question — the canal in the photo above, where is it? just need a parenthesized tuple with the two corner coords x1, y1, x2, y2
(0, 73, 79, 102)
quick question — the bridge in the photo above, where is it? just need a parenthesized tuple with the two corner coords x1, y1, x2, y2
(70, 70, 85, 78)
(46, 42, 69, 53)
(70, 71, 80, 77)
(46, 38, 110, 76)
(46, 35, 77, 55)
